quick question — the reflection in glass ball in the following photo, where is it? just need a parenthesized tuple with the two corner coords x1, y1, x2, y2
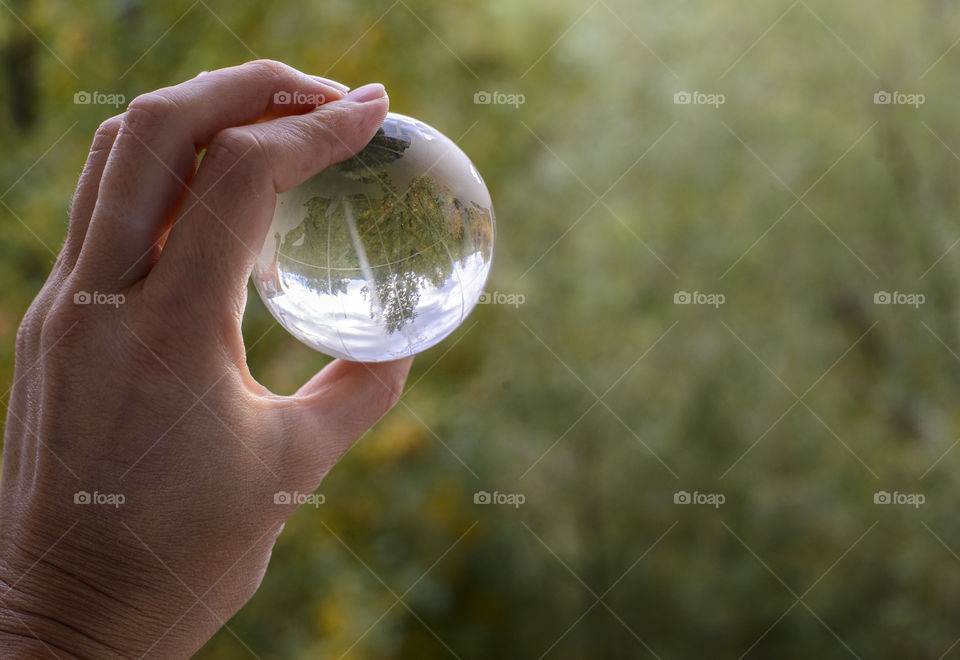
(252, 112, 495, 362)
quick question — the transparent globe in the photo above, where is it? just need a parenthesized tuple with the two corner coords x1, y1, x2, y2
(252, 112, 495, 362)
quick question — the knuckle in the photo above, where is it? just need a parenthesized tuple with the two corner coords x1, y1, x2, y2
(14, 306, 42, 358)
(37, 302, 82, 355)
(91, 114, 123, 153)
(244, 59, 289, 84)
(205, 128, 269, 179)
(34, 281, 115, 357)
(123, 92, 180, 136)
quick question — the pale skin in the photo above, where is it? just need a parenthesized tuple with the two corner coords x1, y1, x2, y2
(0, 60, 413, 658)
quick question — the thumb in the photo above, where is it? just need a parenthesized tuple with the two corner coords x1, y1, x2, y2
(283, 357, 414, 488)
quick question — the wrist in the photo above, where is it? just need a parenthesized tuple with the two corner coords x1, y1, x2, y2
(0, 625, 86, 659)
(0, 526, 169, 659)
(0, 531, 225, 659)
(0, 562, 131, 659)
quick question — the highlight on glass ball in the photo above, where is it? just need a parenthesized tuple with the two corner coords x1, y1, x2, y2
(252, 112, 495, 362)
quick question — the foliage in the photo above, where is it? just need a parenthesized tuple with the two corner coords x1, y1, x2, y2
(4, 0, 960, 658)
(278, 127, 468, 332)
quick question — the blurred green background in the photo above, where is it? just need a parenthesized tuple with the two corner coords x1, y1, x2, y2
(4, 0, 960, 657)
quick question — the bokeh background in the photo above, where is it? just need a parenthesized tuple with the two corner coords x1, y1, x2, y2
(4, 0, 960, 657)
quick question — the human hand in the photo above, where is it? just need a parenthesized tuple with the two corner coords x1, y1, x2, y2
(0, 60, 412, 658)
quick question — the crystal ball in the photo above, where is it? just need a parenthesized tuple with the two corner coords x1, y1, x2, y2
(252, 112, 495, 362)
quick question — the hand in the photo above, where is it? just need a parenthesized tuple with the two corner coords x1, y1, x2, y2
(0, 60, 412, 658)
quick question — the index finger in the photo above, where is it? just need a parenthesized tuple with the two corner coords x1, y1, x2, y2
(74, 60, 348, 288)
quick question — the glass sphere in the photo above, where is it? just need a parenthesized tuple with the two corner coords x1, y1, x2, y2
(252, 112, 495, 362)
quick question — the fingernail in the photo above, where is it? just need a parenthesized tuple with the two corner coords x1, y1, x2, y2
(311, 75, 350, 93)
(342, 83, 386, 103)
